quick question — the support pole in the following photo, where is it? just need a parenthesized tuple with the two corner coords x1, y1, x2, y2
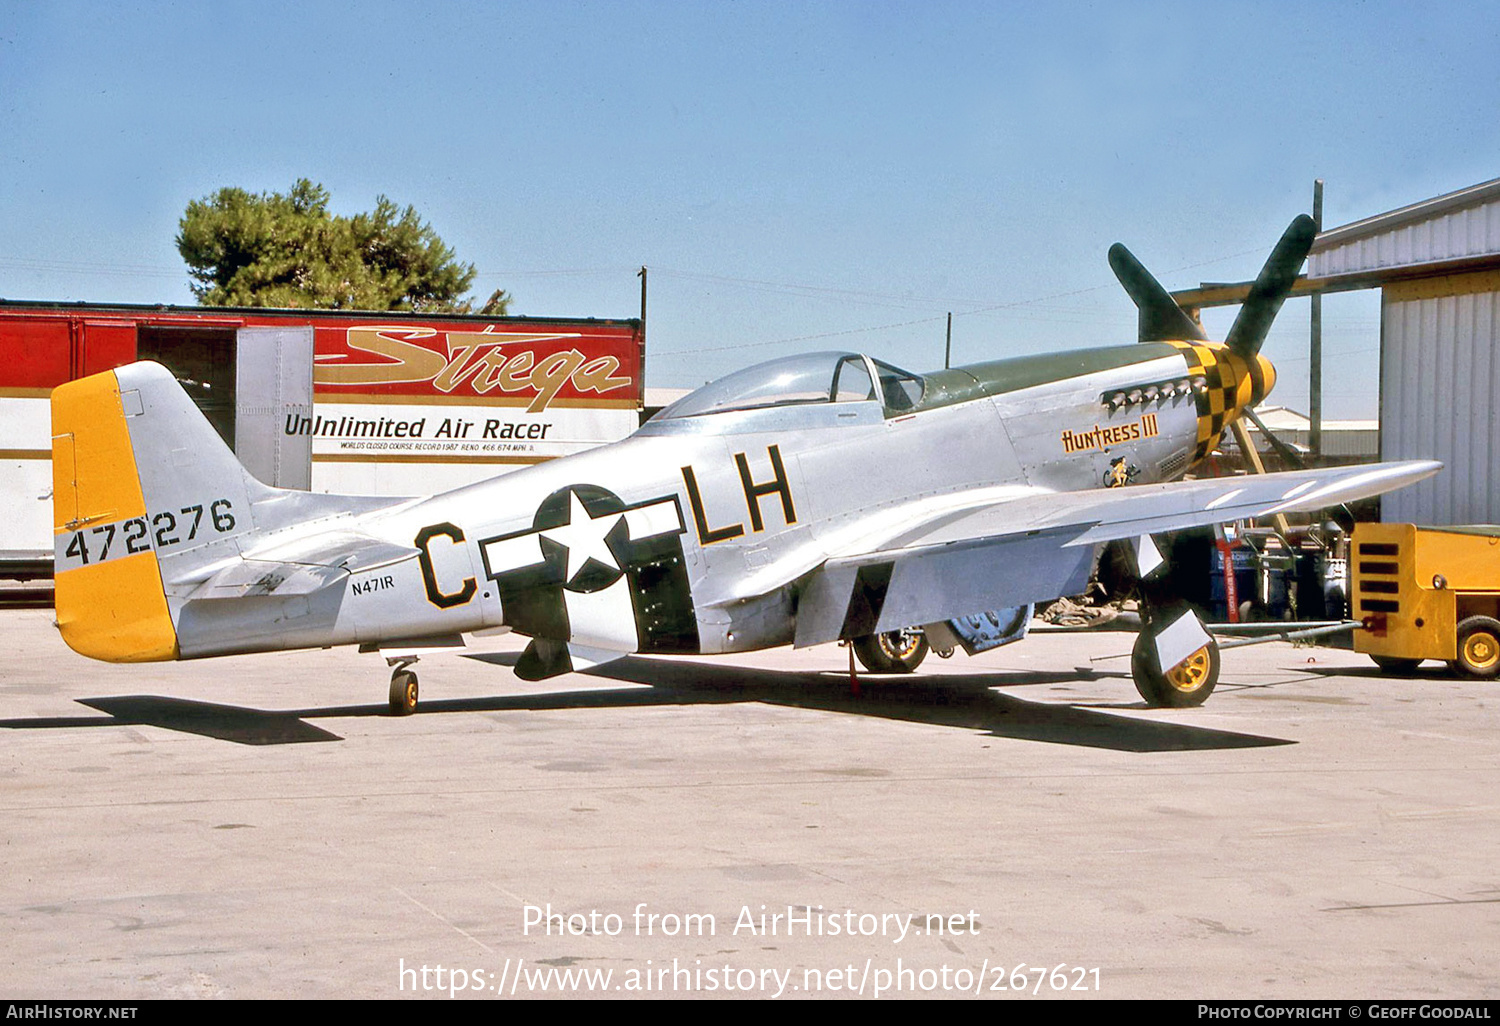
(1309, 180, 1323, 460)
(637, 265, 648, 395)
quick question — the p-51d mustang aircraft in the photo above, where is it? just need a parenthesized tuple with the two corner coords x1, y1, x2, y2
(50, 216, 1437, 712)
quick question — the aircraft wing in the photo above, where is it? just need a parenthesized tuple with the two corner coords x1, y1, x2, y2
(789, 459, 1441, 647)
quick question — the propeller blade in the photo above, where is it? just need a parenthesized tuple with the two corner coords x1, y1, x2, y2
(1108, 243, 1209, 343)
(1225, 214, 1318, 358)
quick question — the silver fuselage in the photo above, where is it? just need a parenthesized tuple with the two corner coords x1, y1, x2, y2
(172, 343, 1229, 660)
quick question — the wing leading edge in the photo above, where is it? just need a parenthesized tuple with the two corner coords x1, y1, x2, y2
(791, 459, 1441, 648)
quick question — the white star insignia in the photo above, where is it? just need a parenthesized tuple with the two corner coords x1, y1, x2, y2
(540, 491, 624, 585)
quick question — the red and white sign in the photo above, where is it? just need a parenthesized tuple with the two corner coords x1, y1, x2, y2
(309, 322, 641, 463)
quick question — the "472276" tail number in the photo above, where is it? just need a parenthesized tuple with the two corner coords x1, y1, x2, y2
(58, 499, 237, 569)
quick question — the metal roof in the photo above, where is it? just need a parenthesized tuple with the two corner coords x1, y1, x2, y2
(1312, 177, 1500, 248)
(1174, 179, 1500, 310)
(1309, 177, 1500, 278)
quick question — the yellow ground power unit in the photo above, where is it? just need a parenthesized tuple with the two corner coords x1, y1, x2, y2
(1351, 522, 1500, 677)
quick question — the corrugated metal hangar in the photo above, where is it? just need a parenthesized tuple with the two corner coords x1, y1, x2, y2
(1177, 177, 1500, 527)
(1310, 179, 1500, 525)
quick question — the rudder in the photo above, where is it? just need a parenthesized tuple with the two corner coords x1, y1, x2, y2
(52, 367, 179, 661)
(51, 362, 261, 662)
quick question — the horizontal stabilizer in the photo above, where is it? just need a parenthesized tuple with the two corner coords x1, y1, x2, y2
(188, 559, 348, 598)
(181, 531, 419, 598)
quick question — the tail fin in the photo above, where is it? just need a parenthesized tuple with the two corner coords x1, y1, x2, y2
(51, 361, 263, 661)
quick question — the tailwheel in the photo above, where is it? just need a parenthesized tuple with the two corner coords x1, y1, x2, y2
(852, 628, 929, 674)
(389, 669, 419, 716)
(1451, 616, 1500, 679)
(1131, 626, 1220, 708)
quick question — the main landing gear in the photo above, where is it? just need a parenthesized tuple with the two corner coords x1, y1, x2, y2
(388, 658, 420, 716)
(852, 628, 930, 674)
(1130, 602, 1221, 708)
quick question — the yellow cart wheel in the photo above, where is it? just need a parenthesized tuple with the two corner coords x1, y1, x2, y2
(1453, 617, 1500, 679)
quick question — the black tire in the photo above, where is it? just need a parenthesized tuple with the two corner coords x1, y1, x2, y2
(852, 629, 929, 674)
(1452, 616, 1500, 679)
(1131, 629, 1219, 708)
(389, 670, 419, 715)
(1371, 655, 1423, 675)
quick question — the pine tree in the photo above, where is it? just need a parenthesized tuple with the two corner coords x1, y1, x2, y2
(176, 179, 505, 314)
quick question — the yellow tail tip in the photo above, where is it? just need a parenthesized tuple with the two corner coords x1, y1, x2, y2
(51, 368, 179, 662)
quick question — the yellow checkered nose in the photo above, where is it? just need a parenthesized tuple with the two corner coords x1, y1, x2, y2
(1251, 353, 1276, 405)
(1165, 339, 1276, 462)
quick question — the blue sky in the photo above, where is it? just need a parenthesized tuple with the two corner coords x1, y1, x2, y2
(2, 1, 1496, 417)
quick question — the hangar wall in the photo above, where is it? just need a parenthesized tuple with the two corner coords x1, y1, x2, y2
(1380, 270, 1500, 525)
(1306, 177, 1500, 527)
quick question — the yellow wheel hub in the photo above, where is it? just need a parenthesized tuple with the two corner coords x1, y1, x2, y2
(1463, 632, 1499, 671)
(881, 631, 922, 660)
(1166, 647, 1213, 692)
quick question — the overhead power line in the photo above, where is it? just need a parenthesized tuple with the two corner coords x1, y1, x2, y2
(650, 245, 1283, 356)
(0, 256, 185, 278)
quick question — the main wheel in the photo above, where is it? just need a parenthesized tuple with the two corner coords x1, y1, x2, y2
(1371, 655, 1423, 675)
(852, 629, 929, 674)
(389, 669, 419, 715)
(1131, 630, 1219, 707)
(1452, 616, 1500, 679)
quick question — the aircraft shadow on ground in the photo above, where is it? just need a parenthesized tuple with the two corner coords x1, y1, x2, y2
(0, 654, 1294, 752)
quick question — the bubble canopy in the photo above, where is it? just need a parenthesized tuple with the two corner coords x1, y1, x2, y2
(657, 351, 925, 420)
